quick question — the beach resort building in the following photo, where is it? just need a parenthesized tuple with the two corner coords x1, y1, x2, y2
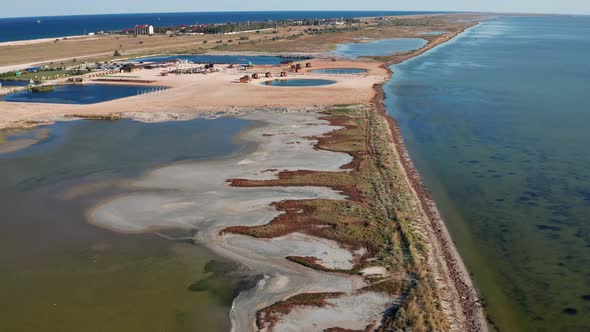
(134, 25, 154, 35)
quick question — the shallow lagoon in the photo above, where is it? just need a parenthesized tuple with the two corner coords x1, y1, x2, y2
(386, 16, 590, 331)
(3, 84, 167, 104)
(331, 38, 427, 58)
(0, 117, 254, 331)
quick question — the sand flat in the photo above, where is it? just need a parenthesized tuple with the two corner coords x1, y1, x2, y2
(269, 292, 400, 332)
(225, 233, 363, 270)
(88, 109, 373, 331)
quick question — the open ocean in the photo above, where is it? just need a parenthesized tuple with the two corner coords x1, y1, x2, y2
(0, 11, 446, 43)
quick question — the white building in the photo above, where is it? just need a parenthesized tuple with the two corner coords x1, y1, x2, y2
(134, 25, 154, 35)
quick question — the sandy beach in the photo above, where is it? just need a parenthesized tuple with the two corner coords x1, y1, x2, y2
(0, 59, 388, 130)
(0, 13, 487, 332)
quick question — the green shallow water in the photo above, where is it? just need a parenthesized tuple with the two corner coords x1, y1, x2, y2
(0, 118, 253, 331)
(385, 16, 590, 332)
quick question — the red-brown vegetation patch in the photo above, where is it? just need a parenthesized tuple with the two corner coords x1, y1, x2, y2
(227, 170, 364, 202)
(360, 279, 409, 296)
(286, 256, 333, 272)
(256, 292, 344, 330)
(313, 114, 368, 171)
(222, 109, 381, 269)
(285, 256, 362, 274)
(221, 199, 368, 251)
(325, 325, 375, 332)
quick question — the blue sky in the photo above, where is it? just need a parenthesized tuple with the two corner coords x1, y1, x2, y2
(3, 0, 590, 18)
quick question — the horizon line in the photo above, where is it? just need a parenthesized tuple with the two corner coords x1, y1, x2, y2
(1, 9, 586, 20)
(1, 10, 454, 20)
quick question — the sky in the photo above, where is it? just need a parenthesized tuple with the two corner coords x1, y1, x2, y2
(2, 0, 590, 18)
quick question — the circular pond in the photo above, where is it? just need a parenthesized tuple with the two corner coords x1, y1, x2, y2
(311, 68, 367, 74)
(262, 79, 336, 87)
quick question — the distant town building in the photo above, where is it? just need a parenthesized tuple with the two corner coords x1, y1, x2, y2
(134, 25, 154, 35)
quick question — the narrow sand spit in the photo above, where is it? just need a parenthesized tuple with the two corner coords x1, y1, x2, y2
(89, 109, 395, 331)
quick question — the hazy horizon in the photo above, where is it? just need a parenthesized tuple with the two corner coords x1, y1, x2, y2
(3, 10, 590, 20)
(3, 10, 455, 20)
(2, 0, 590, 19)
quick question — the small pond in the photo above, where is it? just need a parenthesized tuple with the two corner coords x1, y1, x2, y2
(311, 68, 367, 74)
(3, 84, 167, 104)
(262, 79, 336, 87)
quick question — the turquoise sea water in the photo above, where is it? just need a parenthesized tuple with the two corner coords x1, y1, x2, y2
(331, 38, 427, 58)
(385, 16, 590, 331)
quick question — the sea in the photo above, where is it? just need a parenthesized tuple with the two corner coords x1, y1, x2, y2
(385, 15, 590, 332)
(0, 11, 446, 43)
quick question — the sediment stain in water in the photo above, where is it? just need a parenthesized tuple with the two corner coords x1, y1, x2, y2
(385, 16, 590, 331)
(0, 117, 252, 331)
(0, 128, 50, 154)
